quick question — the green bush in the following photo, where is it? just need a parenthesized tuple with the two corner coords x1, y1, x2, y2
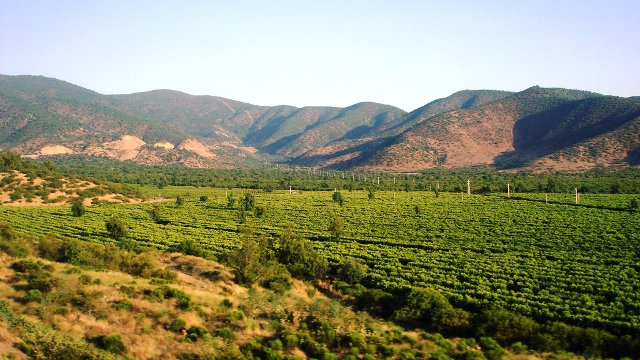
(169, 318, 187, 333)
(71, 200, 86, 217)
(0, 222, 17, 240)
(105, 215, 128, 240)
(78, 274, 92, 285)
(91, 334, 126, 354)
(23, 289, 42, 303)
(478, 337, 505, 360)
(336, 257, 367, 284)
(113, 299, 133, 311)
(215, 327, 237, 341)
(227, 310, 245, 321)
(54, 306, 70, 315)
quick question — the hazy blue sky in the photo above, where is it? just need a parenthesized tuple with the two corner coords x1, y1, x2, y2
(1, 1, 638, 111)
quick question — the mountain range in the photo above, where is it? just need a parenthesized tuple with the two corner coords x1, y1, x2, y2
(1, 74, 639, 172)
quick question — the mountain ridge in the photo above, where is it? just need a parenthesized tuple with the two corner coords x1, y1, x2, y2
(1, 74, 639, 172)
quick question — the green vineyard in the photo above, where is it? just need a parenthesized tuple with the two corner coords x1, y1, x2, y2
(2, 187, 639, 336)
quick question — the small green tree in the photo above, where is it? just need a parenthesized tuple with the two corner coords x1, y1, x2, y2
(175, 195, 185, 206)
(630, 198, 638, 212)
(240, 192, 256, 211)
(337, 257, 367, 284)
(227, 193, 236, 208)
(328, 216, 344, 240)
(71, 199, 86, 217)
(227, 230, 267, 285)
(277, 227, 328, 278)
(149, 206, 163, 223)
(199, 195, 208, 202)
(106, 215, 128, 240)
(367, 186, 376, 200)
(414, 204, 422, 214)
(238, 208, 247, 224)
(332, 191, 344, 206)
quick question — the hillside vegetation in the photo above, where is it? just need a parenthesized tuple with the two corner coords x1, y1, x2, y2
(0, 152, 144, 206)
(1, 75, 640, 172)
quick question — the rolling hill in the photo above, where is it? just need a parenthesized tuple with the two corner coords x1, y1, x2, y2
(1, 74, 639, 172)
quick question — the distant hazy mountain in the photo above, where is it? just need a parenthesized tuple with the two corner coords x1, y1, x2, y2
(1, 75, 639, 172)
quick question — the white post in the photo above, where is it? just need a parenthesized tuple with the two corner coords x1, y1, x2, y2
(394, 177, 396, 185)
(467, 179, 471, 195)
(437, 181, 439, 189)
(507, 183, 510, 198)
(352, 174, 355, 181)
(289, 186, 292, 195)
(575, 188, 578, 204)
(377, 177, 380, 185)
(545, 193, 548, 204)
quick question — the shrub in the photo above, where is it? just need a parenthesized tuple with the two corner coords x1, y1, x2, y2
(215, 327, 237, 341)
(332, 191, 344, 206)
(151, 267, 178, 282)
(23, 289, 42, 303)
(327, 216, 344, 240)
(91, 334, 126, 354)
(227, 310, 245, 321)
(113, 299, 133, 311)
(71, 199, 86, 217)
(78, 274, 92, 285)
(169, 318, 187, 333)
(185, 326, 208, 342)
(54, 306, 70, 315)
(336, 257, 367, 285)
(478, 337, 504, 360)
(0, 222, 17, 240)
(105, 215, 128, 240)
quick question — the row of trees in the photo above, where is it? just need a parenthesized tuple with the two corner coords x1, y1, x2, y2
(46, 154, 640, 194)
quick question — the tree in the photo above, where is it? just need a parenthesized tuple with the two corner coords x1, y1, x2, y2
(71, 199, 86, 217)
(227, 193, 235, 208)
(238, 208, 247, 224)
(149, 206, 163, 223)
(546, 178, 556, 193)
(175, 195, 185, 206)
(367, 186, 376, 200)
(630, 198, 639, 212)
(332, 191, 344, 206)
(328, 216, 344, 240)
(336, 256, 367, 284)
(199, 195, 208, 202)
(240, 192, 255, 211)
(392, 288, 453, 328)
(277, 228, 328, 278)
(226, 229, 268, 285)
(106, 215, 128, 240)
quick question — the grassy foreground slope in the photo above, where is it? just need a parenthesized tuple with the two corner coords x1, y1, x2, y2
(2, 239, 484, 360)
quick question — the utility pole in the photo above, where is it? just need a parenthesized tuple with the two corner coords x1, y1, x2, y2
(467, 179, 471, 195)
(575, 188, 579, 204)
(507, 183, 510, 199)
(377, 177, 380, 185)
